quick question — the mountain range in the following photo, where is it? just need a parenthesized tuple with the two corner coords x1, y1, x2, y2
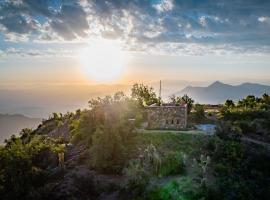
(175, 81, 270, 104)
(0, 114, 41, 143)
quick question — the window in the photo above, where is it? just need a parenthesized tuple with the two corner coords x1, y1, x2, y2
(171, 119, 174, 124)
(177, 119, 180, 124)
(166, 119, 169, 124)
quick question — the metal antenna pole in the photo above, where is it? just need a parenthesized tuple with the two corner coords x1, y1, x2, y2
(159, 80, 162, 99)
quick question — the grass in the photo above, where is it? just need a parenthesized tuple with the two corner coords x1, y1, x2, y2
(134, 131, 207, 154)
(144, 177, 202, 200)
(124, 130, 211, 199)
(125, 130, 209, 178)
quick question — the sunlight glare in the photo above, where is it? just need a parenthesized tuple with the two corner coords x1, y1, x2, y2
(79, 39, 125, 83)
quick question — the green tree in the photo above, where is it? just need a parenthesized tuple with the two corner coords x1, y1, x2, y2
(225, 99, 235, 108)
(181, 94, 194, 113)
(169, 95, 182, 105)
(169, 94, 194, 113)
(131, 83, 159, 106)
(70, 111, 97, 146)
(0, 134, 61, 199)
(194, 104, 205, 121)
(19, 128, 33, 145)
(90, 124, 126, 173)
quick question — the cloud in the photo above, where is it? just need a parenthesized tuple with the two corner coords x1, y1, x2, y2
(258, 16, 270, 24)
(153, 0, 174, 13)
(0, 0, 270, 56)
(0, 0, 89, 41)
(0, 47, 75, 58)
(199, 16, 207, 27)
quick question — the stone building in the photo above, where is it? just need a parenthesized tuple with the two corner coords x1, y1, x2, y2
(147, 104, 187, 130)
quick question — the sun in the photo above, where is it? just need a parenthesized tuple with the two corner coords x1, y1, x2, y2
(79, 39, 125, 83)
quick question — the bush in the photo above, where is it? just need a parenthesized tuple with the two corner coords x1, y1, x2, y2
(0, 135, 61, 199)
(122, 159, 150, 193)
(70, 111, 96, 146)
(216, 121, 242, 141)
(233, 120, 254, 135)
(145, 177, 204, 200)
(158, 151, 185, 177)
(90, 126, 125, 173)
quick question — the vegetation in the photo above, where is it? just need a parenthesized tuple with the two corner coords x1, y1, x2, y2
(0, 134, 63, 199)
(169, 94, 194, 113)
(0, 84, 269, 200)
(131, 83, 160, 106)
(220, 94, 270, 141)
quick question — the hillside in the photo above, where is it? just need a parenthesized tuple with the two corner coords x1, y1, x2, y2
(0, 86, 270, 200)
(175, 81, 270, 104)
(0, 113, 41, 143)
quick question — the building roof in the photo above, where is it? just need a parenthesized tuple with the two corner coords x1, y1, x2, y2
(148, 103, 187, 108)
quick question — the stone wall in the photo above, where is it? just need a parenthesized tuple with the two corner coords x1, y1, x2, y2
(147, 105, 187, 130)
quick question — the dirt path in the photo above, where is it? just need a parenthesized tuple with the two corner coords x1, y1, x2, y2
(139, 129, 206, 135)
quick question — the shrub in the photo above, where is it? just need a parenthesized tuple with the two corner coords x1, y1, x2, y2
(216, 121, 242, 141)
(122, 159, 150, 193)
(90, 126, 125, 173)
(70, 111, 96, 146)
(233, 120, 254, 135)
(158, 151, 185, 177)
(145, 177, 203, 200)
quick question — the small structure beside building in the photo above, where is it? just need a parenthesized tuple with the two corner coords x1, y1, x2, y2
(147, 103, 187, 130)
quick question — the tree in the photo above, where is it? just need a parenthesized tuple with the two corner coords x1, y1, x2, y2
(19, 128, 33, 145)
(90, 124, 126, 173)
(70, 111, 97, 146)
(0, 134, 61, 199)
(262, 93, 270, 105)
(238, 95, 256, 109)
(169, 94, 194, 113)
(131, 83, 159, 106)
(181, 94, 194, 114)
(113, 91, 127, 102)
(194, 104, 205, 121)
(225, 99, 235, 108)
(169, 95, 182, 105)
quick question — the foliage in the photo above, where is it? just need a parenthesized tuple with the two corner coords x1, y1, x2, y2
(193, 104, 205, 122)
(206, 134, 270, 200)
(145, 177, 204, 200)
(90, 125, 126, 173)
(182, 94, 194, 114)
(225, 99, 235, 108)
(122, 159, 150, 193)
(169, 94, 194, 113)
(220, 94, 270, 141)
(216, 121, 243, 141)
(158, 151, 185, 177)
(221, 94, 270, 114)
(0, 134, 62, 200)
(131, 83, 159, 106)
(70, 111, 96, 146)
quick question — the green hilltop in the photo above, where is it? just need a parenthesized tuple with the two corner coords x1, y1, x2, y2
(0, 84, 270, 200)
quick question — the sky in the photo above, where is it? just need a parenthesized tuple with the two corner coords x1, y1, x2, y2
(1, 0, 270, 87)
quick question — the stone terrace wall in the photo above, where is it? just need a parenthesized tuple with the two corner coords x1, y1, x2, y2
(147, 106, 187, 130)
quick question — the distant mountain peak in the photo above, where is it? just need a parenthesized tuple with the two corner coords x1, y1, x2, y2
(208, 81, 229, 88)
(174, 81, 270, 104)
(212, 81, 223, 85)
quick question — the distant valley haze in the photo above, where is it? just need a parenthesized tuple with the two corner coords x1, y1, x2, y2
(1, 80, 270, 118)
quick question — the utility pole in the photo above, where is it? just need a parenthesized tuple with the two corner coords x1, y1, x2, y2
(159, 80, 162, 99)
